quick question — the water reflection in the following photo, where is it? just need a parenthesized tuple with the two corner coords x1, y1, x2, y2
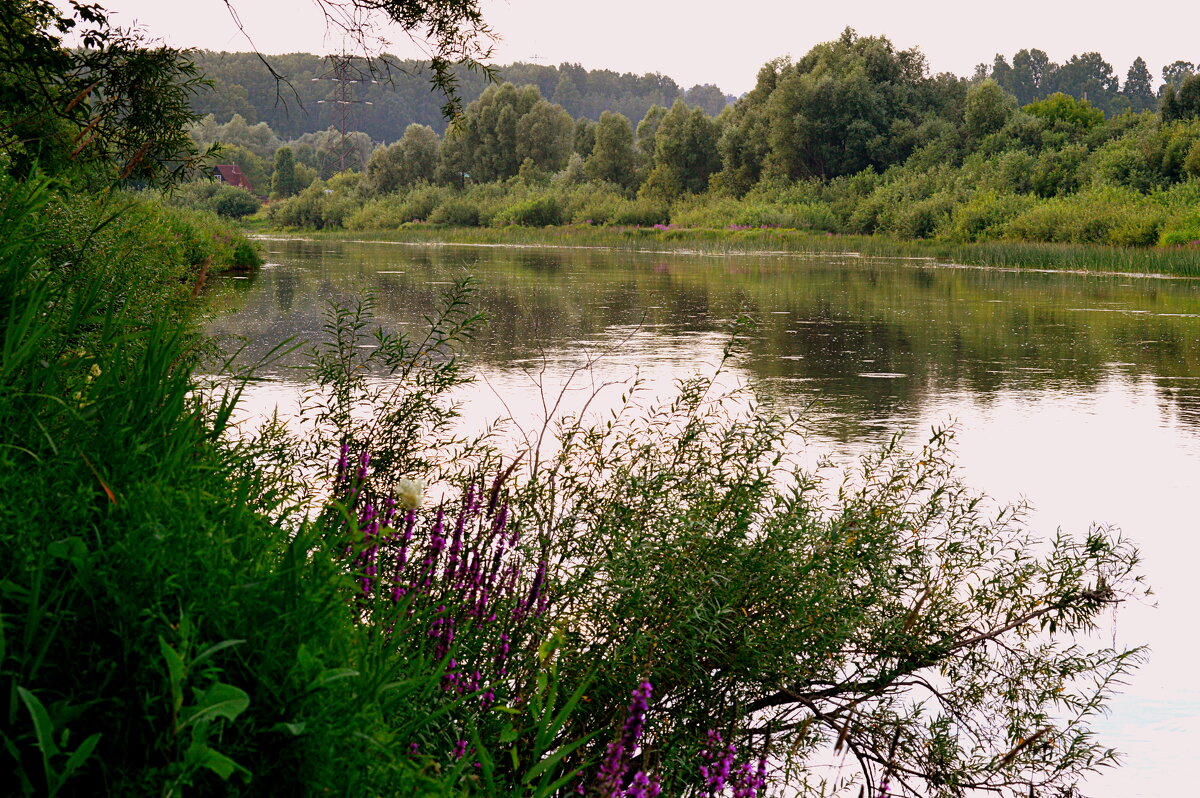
(207, 239, 1200, 798)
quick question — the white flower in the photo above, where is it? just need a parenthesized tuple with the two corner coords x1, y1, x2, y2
(396, 478, 425, 510)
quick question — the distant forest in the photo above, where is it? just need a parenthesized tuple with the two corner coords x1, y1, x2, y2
(191, 52, 734, 142)
(191, 47, 1196, 148)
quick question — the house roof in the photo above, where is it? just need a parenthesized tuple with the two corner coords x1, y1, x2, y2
(214, 164, 252, 191)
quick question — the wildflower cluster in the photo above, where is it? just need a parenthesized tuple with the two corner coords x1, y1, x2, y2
(699, 729, 768, 798)
(335, 446, 549, 711)
(587, 681, 662, 798)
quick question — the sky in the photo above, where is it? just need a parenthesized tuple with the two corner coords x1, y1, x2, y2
(94, 0, 1197, 96)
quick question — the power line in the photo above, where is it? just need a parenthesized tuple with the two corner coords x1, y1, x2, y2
(311, 53, 376, 173)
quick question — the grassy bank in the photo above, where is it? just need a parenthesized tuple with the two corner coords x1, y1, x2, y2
(311, 223, 1200, 277)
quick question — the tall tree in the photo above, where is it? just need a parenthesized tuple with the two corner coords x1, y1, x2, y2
(1009, 48, 1054, 104)
(683, 83, 728, 116)
(963, 79, 1017, 142)
(189, 112, 281, 159)
(644, 99, 721, 196)
(585, 111, 636, 189)
(454, 82, 540, 181)
(271, 145, 301, 197)
(288, 127, 373, 177)
(364, 123, 440, 193)
(1169, 74, 1200, 121)
(573, 117, 596, 157)
(636, 104, 668, 160)
(712, 58, 786, 195)
(1050, 52, 1120, 115)
(726, 29, 952, 181)
(515, 99, 574, 172)
(1161, 60, 1195, 94)
(1124, 57, 1156, 112)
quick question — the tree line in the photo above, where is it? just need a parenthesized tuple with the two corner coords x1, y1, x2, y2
(190, 43, 1195, 150)
(233, 29, 1200, 253)
(189, 50, 732, 142)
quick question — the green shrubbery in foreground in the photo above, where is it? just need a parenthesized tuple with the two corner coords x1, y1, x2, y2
(3, 167, 1148, 797)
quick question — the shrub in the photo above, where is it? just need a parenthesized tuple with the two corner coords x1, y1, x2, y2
(345, 196, 409, 230)
(1088, 133, 1165, 193)
(267, 180, 360, 230)
(610, 198, 669, 226)
(1001, 189, 1165, 246)
(563, 181, 628, 225)
(211, 185, 261, 218)
(517, 343, 1144, 797)
(401, 183, 452, 222)
(1159, 210, 1200, 246)
(1024, 93, 1106, 136)
(429, 197, 481, 227)
(1107, 210, 1166, 247)
(887, 191, 957, 239)
(499, 194, 563, 226)
(944, 192, 1036, 242)
(1031, 145, 1088, 198)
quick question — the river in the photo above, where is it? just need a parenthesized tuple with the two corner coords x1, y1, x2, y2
(207, 236, 1200, 797)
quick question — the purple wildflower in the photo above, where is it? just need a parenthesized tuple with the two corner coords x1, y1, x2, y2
(517, 559, 547, 620)
(624, 770, 662, 798)
(494, 633, 510, 677)
(421, 508, 446, 590)
(336, 442, 350, 482)
(595, 681, 653, 797)
(700, 730, 737, 797)
(731, 757, 768, 798)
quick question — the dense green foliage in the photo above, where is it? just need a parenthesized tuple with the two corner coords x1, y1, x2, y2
(0, 173, 570, 796)
(0, 6, 1162, 797)
(0, 1, 209, 185)
(241, 30, 1200, 261)
(189, 51, 730, 141)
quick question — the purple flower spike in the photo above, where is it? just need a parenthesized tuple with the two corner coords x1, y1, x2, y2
(336, 443, 350, 482)
(624, 770, 662, 798)
(518, 559, 547, 620)
(700, 730, 737, 797)
(452, 739, 468, 760)
(381, 496, 398, 529)
(732, 759, 765, 798)
(596, 681, 653, 797)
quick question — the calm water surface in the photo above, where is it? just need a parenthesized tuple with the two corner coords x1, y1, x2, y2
(208, 238, 1200, 797)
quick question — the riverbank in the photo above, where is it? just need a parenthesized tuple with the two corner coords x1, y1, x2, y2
(275, 223, 1200, 278)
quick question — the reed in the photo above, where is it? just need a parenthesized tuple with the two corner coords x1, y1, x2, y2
(323, 224, 1200, 277)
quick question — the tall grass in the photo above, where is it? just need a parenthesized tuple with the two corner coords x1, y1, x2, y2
(324, 224, 1200, 277)
(0, 174, 604, 797)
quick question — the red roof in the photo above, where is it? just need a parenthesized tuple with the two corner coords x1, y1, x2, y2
(214, 164, 253, 192)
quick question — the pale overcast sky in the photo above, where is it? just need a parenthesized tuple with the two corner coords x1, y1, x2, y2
(97, 0, 1197, 96)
